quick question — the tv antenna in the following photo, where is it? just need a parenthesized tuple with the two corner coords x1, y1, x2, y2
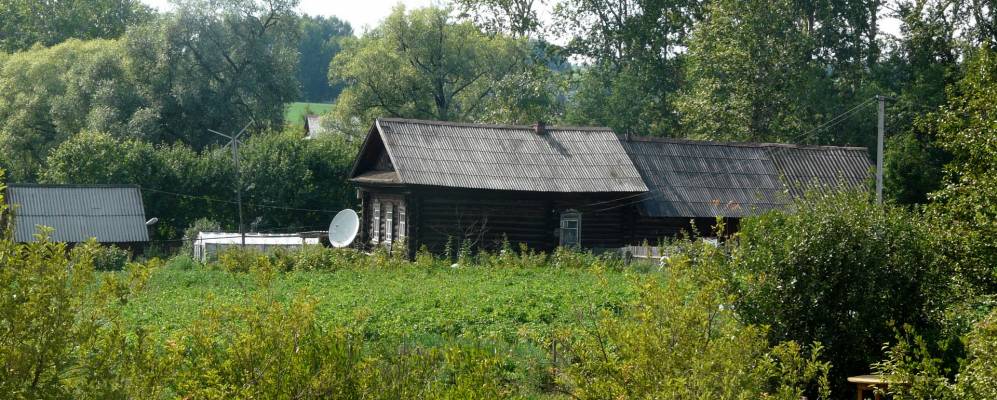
(209, 118, 254, 247)
(328, 209, 359, 248)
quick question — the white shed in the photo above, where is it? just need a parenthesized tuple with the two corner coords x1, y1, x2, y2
(193, 232, 320, 262)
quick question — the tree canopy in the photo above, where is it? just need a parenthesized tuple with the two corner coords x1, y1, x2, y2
(328, 6, 556, 135)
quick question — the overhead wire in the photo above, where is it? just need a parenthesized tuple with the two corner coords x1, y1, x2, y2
(141, 187, 342, 214)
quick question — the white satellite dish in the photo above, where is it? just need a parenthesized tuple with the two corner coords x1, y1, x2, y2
(328, 209, 359, 248)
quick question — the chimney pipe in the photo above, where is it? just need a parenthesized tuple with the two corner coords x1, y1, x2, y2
(532, 121, 546, 135)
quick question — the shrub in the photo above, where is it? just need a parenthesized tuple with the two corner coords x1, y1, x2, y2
(732, 190, 946, 392)
(875, 309, 997, 399)
(89, 244, 130, 271)
(559, 238, 831, 399)
(165, 254, 199, 271)
(215, 246, 266, 273)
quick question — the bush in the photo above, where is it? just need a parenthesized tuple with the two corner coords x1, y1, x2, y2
(89, 244, 130, 271)
(559, 238, 831, 399)
(165, 254, 200, 271)
(875, 309, 997, 399)
(732, 190, 945, 393)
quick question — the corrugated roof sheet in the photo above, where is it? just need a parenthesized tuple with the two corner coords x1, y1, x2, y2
(621, 137, 872, 218)
(352, 118, 648, 193)
(6, 184, 150, 243)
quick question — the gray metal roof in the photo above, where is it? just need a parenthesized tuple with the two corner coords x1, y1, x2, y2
(350, 118, 648, 193)
(620, 137, 872, 218)
(6, 184, 150, 243)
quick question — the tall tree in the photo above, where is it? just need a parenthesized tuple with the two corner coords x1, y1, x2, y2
(453, 0, 543, 36)
(880, 0, 961, 204)
(675, 0, 823, 142)
(923, 45, 997, 292)
(0, 39, 149, 181)
(0, 0, 151, 52)
(556, 0, 707, 136)
(125, 0, 301, 147)
(328, 6, 555, 135)
(297, 15, 352, 102)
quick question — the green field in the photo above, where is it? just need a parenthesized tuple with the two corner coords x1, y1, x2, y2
(123, 261, 636, 344)
(284, 101, 334, 123)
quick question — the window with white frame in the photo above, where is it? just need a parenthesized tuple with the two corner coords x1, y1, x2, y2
(371, 199, 381, 244)
(559, 210, 581, 248)
(385, 202, 394, 244)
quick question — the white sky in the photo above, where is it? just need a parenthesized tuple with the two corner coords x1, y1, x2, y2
(139, 0, 902, 38)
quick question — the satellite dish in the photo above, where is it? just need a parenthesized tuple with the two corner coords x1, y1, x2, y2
(328, 209, 359, 248)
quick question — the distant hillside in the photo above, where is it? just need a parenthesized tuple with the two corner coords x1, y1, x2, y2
(285, 102, 334, 125)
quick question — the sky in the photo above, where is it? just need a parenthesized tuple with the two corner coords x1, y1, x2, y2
(139, 0, 440, 33)
(139, 0, 901, 37)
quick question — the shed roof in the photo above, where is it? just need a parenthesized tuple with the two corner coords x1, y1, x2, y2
(620, 137, 872, 218)
(350, 118, 648, 193)
(195, 232, 320, 246)
(5, 184, 150, 243)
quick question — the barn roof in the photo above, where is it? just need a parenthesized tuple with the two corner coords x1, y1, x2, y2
(620, 137, 872, 218)
(5, 184, 150, 243)
(350, 118, 648, 193)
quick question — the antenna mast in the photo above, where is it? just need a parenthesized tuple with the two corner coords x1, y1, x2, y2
(210, 119, 254, 248)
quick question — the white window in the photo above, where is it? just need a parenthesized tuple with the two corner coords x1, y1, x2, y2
(559, 210, 581, 248)
(398, 202, 406, 241)
(385, 202, 394, 244)
(371, 199, 381, 244)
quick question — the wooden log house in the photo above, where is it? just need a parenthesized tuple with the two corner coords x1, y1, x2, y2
(349, 118, 872, 256)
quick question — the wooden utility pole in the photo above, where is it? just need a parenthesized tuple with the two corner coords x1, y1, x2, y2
(877, 95, 885, 205)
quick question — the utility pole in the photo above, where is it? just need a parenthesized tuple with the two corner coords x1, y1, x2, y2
(876, 95, 885, 205)
(210, 119, 254, 247)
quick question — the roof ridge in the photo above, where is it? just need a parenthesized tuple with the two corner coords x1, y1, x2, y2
(377, 117, 614, 132)
(620, 134, 869, 151)
(7, 183, 142, 189)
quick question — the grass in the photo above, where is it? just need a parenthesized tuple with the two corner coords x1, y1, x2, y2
(284, 101, 334, 124)
(122, 262, 636, 344)
(119, 260, 638, 397)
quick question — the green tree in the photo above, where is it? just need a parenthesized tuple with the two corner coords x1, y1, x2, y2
(733, 191, 945, 394)
(556, 0, 706, 136)
(877, 0, 961, 204)
(675, 0, 829, 142)
(124, 0, 301, 147)
(0, 0, 151, 52)
(453, 0, 543, 36)
(296, 14, 352, 102)
(924, 44, 997, 292)
(0, 39, 148, 181)
(562, 239, 832, 399)
(329, 6, 552, 136)
(41, 129, 357, 240)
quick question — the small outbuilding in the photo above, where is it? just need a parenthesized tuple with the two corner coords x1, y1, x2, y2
(4, 184, 151, 245)
(192, 232, 321, 262)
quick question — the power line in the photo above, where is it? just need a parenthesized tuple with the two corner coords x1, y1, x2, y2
(140, 187, 343, 214)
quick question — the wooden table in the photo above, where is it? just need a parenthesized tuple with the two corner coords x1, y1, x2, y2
(848, 375, 894, 400)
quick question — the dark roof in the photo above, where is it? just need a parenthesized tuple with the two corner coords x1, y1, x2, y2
(5, 184, 150, 243)
(350, 118, 648, 193)
(620, 137, 872, 218)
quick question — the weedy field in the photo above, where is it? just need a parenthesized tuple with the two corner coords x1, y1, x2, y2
(122, 257, 636, 343)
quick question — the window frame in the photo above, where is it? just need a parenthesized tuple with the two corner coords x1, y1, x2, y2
(559, 209, 582, 248)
